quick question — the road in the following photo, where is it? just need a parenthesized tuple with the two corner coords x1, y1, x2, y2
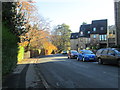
(35, 54, 119, 88)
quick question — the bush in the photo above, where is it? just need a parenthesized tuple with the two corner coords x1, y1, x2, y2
(2, 23, 18, 75)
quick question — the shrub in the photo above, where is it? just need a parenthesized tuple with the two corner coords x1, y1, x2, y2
(2, 23, 18, 75)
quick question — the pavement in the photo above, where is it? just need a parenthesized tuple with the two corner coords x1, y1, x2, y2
(2, 58, 46, 89)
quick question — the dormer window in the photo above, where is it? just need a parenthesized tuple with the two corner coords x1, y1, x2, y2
(93, 27, 96, 31)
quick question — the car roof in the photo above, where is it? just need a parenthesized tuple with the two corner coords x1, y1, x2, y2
(80, 50, 91, 51)
(97, 48, 120, 51)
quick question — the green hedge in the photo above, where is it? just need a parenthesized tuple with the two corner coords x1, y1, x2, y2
(2, 23, 18, 75)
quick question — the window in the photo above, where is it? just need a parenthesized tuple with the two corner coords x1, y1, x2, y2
(102, 35, 104, 40)
(104, 35, 107, 40)
(102, 50, 108, 54)
(81, 31, 83, 35)
(113, 30, 115, 34)
(93, 35, 96, 38)
(88, 31, 90, 34)
(99, 35, 107, 41)
(99, 35, 102, 41)
(93, 27, 96, 31)
(100, 27, 104, 30)
(108, 50, 115, 55)
(96, 49, 103, 54)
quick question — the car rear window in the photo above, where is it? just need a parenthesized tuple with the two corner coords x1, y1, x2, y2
(82, 50, 93, 54)
(71, 50, 78, 53)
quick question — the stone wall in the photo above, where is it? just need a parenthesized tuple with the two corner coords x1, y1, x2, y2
(78, 37, 90, 49)
(70, 39, 78, 50)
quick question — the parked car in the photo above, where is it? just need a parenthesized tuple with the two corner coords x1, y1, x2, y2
(68, 50, 78, 59)
(61, 51, 67, 55)
(77, 50, 96, 61)
(96, 48, 120, 66)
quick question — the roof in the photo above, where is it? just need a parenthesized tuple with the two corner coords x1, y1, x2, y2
(70, 33, 79, 39)
(79, 24, 91, 37)
(92, 19, 107, 22)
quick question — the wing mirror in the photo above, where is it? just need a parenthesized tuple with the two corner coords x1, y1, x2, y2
(109, 53, 115, 56)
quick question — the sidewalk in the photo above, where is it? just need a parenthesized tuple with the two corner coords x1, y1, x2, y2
(2, 58, 46, 89)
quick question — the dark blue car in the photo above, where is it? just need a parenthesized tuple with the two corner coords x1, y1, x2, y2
(77, 50, 96, 61)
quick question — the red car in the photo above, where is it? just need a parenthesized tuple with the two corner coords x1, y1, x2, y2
(68, 50, 78, 59)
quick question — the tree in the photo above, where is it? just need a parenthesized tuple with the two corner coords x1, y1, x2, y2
(51, 23, 72, 52)
(82, 22, 87, 25)
(2, 2, 28, 36)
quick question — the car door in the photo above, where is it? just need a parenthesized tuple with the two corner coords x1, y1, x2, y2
(78, 50, 83, 60)
(101, 49, 109, 62)
(107, 49, 117, 64)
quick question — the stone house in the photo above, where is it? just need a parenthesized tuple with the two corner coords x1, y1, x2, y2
(70, 33, 79, 50)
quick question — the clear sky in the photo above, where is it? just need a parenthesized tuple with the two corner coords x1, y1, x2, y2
(34, 0, 115, 32)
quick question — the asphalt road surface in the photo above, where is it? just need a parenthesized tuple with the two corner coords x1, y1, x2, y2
(36, 54, 119, 88)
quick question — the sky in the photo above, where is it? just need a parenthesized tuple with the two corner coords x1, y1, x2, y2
(33, 0, 115, 32)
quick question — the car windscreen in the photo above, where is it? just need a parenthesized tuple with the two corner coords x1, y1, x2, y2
(82, 50, 94, 54)
(115, 49, 120, 55)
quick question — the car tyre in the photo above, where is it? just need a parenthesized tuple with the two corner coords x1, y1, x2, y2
(98, 58, 103, 64)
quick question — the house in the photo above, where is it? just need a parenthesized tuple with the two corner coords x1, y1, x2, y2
(90, 19, 107, 48)
(70, 19, 108, 50)
(70, 33, 79, 50)
(107, 25, 116, 47)
(78, 24, 91, 49)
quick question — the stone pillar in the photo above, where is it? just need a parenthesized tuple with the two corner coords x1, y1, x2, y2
(114, 0, 120, 46)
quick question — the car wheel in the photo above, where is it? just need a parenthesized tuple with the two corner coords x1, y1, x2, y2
(77, 57, 79, 61)
(98, 58, 103, 64)
(82, 57, 85, 62)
